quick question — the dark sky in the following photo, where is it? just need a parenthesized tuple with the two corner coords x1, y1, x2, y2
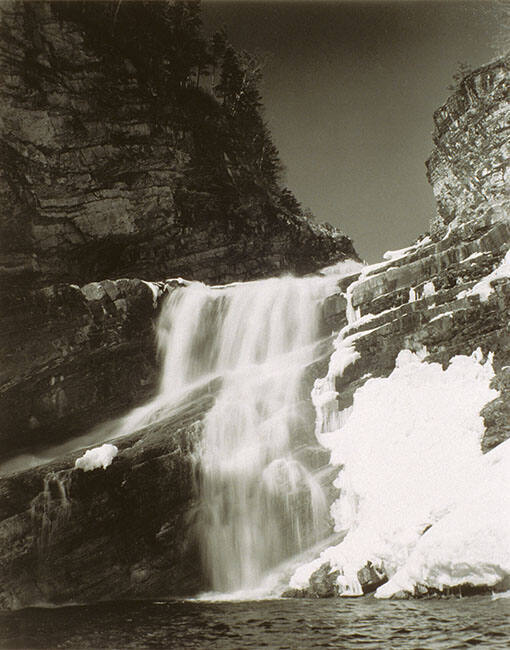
(201, 1, 504, 261)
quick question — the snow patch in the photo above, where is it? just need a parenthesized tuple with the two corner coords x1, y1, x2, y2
(291, 349, 503, 597)
(382, 236, 431, 262)
(429, 310, 453, 323)
(141, 281, 161, 309)
(74, 444, 118, 472)
(422, 281, 436, 298)
(458, 249, 510, 303)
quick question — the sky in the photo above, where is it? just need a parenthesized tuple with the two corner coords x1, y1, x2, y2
(201, 1, 506, 261)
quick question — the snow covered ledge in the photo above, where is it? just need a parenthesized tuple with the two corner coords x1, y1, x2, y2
(288, 348, 510, 598)
(75, 444, 118, 472)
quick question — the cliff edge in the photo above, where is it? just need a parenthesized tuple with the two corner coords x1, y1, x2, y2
(0, 1, 356, 287)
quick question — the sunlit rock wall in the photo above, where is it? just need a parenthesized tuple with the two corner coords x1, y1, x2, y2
(426, 55, 509, 234)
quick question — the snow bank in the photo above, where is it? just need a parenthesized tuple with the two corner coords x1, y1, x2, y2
(75, 444, 118, 472)
(457, 249, 510, 302)
(291, 348, 507, 597)
(422, 280, 436, 298)
(377, 438, 510, 597)
(382, 236, 431, 262)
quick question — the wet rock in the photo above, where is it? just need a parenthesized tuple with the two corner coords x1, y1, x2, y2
(308, 563, 341, 597)
(0, 398, 214, 608)
(282, 562, 340, 598)
(357, 561, 387, 594)
(283, 560, 387, 599)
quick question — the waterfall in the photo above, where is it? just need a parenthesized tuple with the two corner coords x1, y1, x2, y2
(31, 470, 72, 548)
(127, 274, 346, 592)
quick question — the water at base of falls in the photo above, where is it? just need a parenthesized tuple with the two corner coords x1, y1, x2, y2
(122, 273, 342, 593)
(3, 597, 509, 649)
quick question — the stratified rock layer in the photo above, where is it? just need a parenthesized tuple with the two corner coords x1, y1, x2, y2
(0, 1, 356, 287)
(0, 409, 208, 610)
(0, 278, 161, 457)
(426, 55, 509, 234)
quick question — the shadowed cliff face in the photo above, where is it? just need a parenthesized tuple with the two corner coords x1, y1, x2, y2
(0, 278, 162, 458)
(0, 1, 358, 498)
(0, 413, 207, 610)
(0, 1, 357, 287)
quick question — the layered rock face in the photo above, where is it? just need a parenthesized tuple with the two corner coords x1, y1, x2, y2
(426, 55, 509, 234)
(0, 1, 356, 464)
(0, 278, 161, 458)
(0, 410, 208, 610)
(0, 1, 356, 287)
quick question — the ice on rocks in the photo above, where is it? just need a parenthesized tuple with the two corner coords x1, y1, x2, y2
(75, 443, 118, 471)
(290, 348, 507, 597)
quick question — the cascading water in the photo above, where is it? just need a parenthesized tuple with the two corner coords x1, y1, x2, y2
(120, 273, 349, 593)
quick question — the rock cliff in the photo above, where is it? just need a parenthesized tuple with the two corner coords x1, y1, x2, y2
(0, 1, 356, 287)
(426, 56, 509, 234)
(0, 410, 207, 609)
(0, 0, 357, 460)
(0, 278, 161, 458)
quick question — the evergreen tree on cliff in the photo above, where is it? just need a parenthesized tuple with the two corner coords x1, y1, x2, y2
(0, 0, 356, 287)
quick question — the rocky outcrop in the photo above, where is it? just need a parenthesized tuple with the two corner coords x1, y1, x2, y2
(0, 278, 161, 458)
(283, 560, 386, 598)
(0, 405, 210, 609)
(426, 55, 509, 234)
(0, 1, 356, 287)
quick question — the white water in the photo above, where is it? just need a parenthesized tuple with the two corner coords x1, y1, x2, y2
(31, 470, 72, 548)
(121, 273, 349, 592)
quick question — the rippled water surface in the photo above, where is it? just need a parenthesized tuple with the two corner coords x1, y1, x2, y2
(1, 596, 509, 649)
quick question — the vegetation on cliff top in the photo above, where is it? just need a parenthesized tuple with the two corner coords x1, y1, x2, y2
(53, 0, 303, 229)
